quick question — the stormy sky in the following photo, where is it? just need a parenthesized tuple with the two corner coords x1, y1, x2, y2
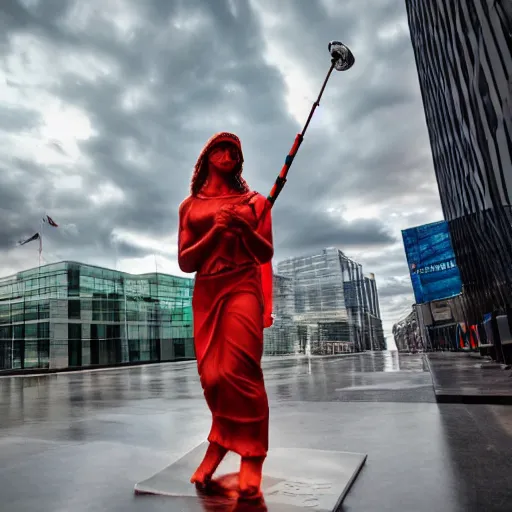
(0, 0, 445, 345)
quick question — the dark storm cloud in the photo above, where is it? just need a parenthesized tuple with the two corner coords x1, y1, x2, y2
(0, 159, 49, 249)
(274, 207, 395, 252)
(0, 0, 77, 50)
(112, 239, 150, 260)
(346, 84, 416, 123)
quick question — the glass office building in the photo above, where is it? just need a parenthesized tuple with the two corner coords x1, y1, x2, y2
(0, 261, 194, 372)
(274, 247, 386, 354)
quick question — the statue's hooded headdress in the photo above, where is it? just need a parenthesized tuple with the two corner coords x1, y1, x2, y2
(191, 132, 248, 196)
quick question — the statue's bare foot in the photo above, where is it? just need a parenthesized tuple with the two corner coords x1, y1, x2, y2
(239, 456, 264, 500)
(190, 442, 227, 486)
(209, 473, 240, 499)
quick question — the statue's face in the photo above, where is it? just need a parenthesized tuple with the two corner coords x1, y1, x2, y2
(208, 142, 240, 173)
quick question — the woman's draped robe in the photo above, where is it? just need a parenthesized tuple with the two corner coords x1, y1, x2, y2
(179, 191, 273, 457)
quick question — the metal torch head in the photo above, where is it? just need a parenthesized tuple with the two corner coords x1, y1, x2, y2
(328, 41, 355, 71)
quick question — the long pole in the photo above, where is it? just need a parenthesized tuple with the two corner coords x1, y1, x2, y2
(39, 217, 43, 267)
(266, 62, 336, 207)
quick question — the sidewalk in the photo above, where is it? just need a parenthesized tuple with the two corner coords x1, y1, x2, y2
(1, 352, 511, 511)
(425, 352, 512, 404)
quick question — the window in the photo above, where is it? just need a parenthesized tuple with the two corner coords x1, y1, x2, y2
(25, 323, 37, 338)
(13, 325, 24, 340)
(68, 264, 80, 297)
(38, 322, 49, 339)
(129, 339, 140, 362)
(24, 302, 38, 321)
(24, 330, 49, 369)
(38, 301, 50, 320)
(174, 340, 185, 358)
(24, 341, 39, 368)
(68, 323, 82, 367)
(11, 302, 23, 323)
(0, 303, 9, 324)
(38, 339, 49, 369)
(68, 323, 81, 340)
(68, 300, 81, 319)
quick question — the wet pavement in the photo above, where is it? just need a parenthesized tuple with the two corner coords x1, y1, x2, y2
(426, 352, 512, 404)
(1, 351, 512, 511)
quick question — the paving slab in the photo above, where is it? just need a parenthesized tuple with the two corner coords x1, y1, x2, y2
(134, 442, 366, 511)
(425, 352, 512, 404)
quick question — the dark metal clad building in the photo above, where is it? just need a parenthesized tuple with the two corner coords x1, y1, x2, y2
(405, 0, 512, 321)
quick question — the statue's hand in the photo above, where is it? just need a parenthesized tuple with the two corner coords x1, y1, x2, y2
(214, 205, 245, 230)
(214, 207, 231, 230)
(230, 204, 257, 230)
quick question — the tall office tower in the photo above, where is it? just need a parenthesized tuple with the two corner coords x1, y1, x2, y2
(276, 248, 386, 354)
(405, 1, 512, 321)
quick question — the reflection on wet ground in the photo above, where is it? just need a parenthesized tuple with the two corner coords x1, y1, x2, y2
(262, 352, 434, 403)
(1, 351, 511, 512)
(0, 352, 433, 429)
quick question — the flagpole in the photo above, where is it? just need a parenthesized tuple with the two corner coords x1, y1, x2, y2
(39, 217, 44, 267)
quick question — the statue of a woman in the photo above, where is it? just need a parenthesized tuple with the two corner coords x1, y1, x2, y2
(178, 132, 274, 500)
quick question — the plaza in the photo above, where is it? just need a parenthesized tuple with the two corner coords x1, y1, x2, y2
(1, 351, 511, 511)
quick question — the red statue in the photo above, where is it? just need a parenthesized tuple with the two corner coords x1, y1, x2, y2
(178, 132, 274, 500)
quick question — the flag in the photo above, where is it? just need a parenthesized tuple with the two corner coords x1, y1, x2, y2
(43, 215, 58, 227)
(17, 233, 40, 246)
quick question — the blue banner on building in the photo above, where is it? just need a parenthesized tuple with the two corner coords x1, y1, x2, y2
(402, 220, 462, 304)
